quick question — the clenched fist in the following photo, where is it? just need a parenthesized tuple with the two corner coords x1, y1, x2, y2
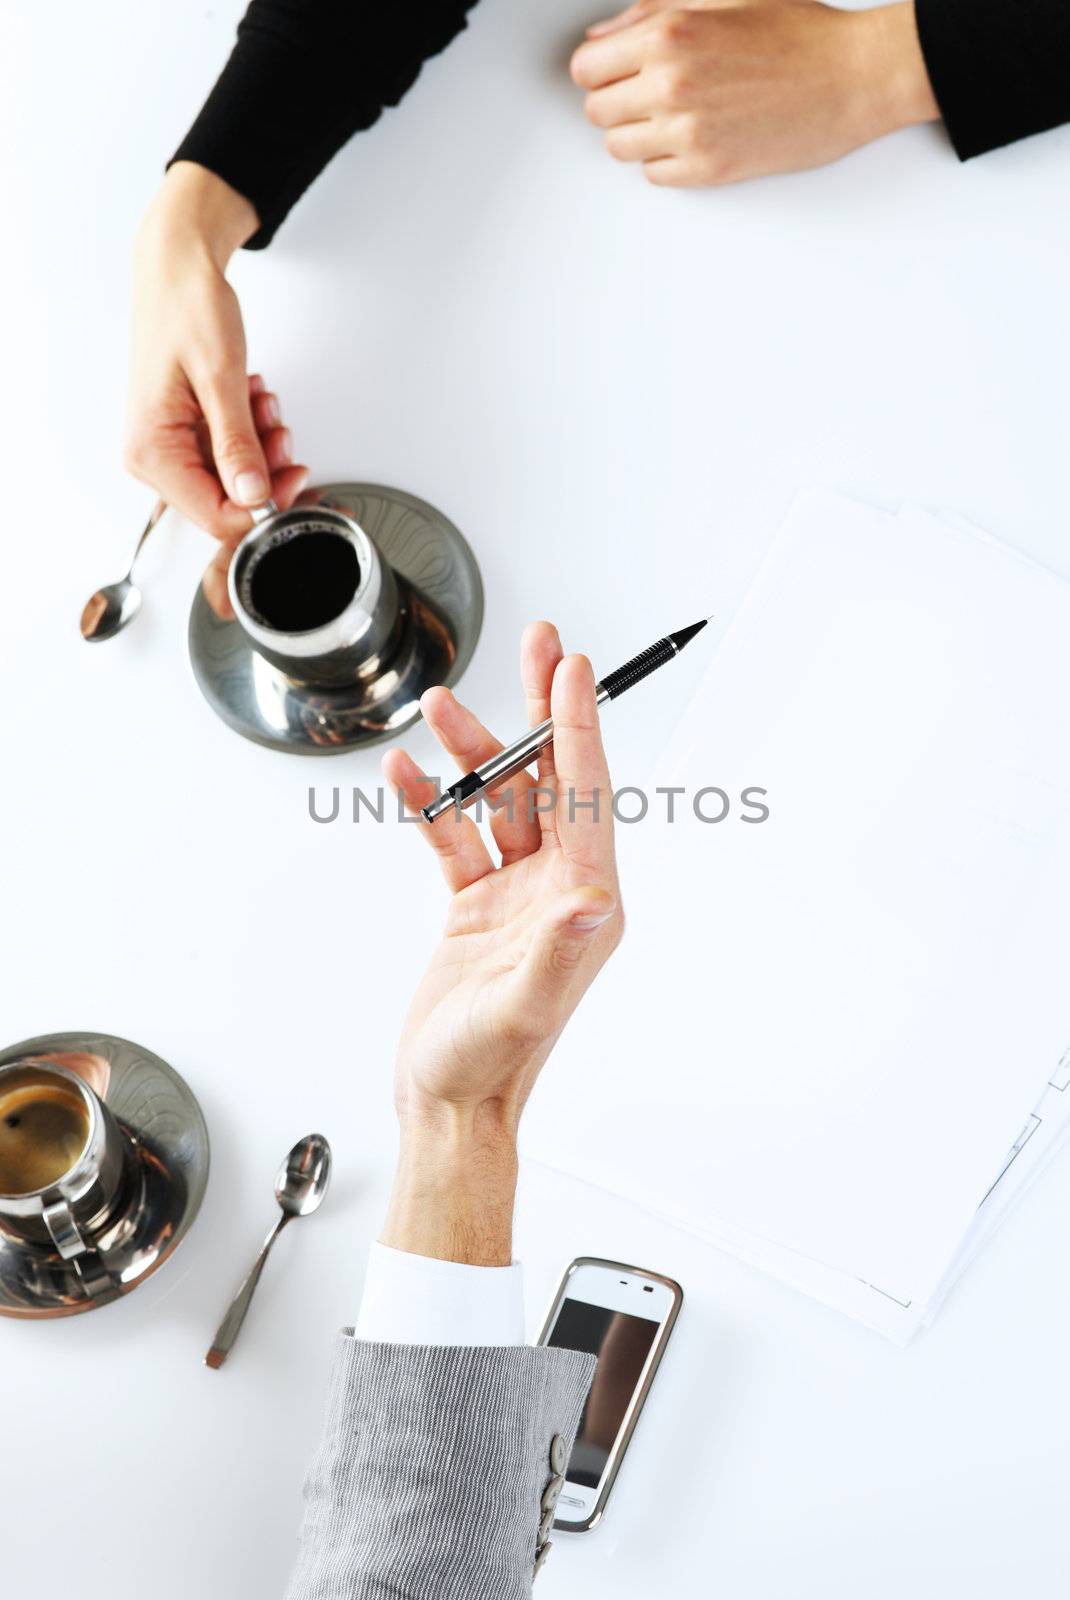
(571, 0, 939, 186)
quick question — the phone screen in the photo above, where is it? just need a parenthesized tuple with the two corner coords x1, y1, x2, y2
(546, 1297, 661, 1488)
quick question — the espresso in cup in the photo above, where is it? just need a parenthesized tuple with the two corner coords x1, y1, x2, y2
(227, 504, 398, 689)
(245, 527, 362, 633)
(0, 1058, 129, 1284)
(0, 1076, 90, 1195)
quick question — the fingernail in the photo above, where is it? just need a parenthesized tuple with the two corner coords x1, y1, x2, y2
(234, 469, 268, 505)
(264, 396, 280, 425)
(277, 427, 293, 463)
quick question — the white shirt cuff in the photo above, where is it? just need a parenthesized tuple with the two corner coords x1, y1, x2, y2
(355, 1241, 527, 1346)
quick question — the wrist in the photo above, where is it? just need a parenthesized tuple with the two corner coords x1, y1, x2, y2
(136, 162, 258, 272)
(863, 4, 940, 134)
(382, 1104, 520, 1267)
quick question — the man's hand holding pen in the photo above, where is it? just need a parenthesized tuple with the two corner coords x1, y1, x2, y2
(378, 621, 624, 1269)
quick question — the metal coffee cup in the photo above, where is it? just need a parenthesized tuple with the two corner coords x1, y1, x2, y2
(228, 501, 403, 689)
(191, 483, 482, 753)
(0, 1059, 130, 1275)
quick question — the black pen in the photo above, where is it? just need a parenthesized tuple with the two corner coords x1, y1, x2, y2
(421, 618, 710, 823)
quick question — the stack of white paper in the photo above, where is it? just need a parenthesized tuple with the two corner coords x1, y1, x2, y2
(522, 491, 1070, 1341)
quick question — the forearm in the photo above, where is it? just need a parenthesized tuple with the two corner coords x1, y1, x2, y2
(285, 1340, 594, 1600)
(291, 1089, 590, 1600)
(169, 0, 481, 249)
(135, 162, 258, 272)
(381, 1104, 520, 1268)
(914, 0, 1070, 159)
(863, 4, 939, 136)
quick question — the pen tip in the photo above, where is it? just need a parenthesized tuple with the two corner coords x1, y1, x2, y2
(670, 618, 710, 652)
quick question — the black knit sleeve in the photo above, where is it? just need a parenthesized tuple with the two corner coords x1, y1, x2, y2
(169, 0, 479, 249)
(914, 0, 1070, 161)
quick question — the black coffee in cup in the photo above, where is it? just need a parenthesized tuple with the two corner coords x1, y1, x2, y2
(246, 528, 361, 633)
(0, 1078, 90, 1194)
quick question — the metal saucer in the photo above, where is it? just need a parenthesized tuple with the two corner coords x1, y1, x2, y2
(0, 1032, 209, 1320)
(188, 482, 484, 755)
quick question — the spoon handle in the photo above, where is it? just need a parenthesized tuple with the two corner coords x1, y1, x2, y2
(128, 498, 167, 578)
(205, 1212, 290, 1369)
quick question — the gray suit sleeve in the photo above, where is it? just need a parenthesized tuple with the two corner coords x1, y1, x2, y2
(285, 1335, 597, 1600)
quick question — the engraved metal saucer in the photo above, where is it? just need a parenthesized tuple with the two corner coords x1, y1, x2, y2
(0, 1032, 209, 1319)
(188, 482, 484, 755)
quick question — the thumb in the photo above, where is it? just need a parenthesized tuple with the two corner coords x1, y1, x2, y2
(517, 886, 619, 1000)
(199, 367, 271, 508)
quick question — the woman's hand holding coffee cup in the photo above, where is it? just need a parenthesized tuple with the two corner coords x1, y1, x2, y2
(379, 622, 624, 1266)
(126, 162, 310, 616)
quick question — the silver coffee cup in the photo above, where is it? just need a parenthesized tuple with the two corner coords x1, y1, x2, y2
(0, 1059, 130, 1273)
(228, 501, 403, 689)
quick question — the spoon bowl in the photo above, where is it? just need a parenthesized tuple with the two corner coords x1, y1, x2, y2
(276, 1132, 332, 1218)
(80, 498, 166, 643)
(80, 577, 142, 642)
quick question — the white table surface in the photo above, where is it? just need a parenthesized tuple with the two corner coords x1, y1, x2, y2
(3, 3, 1069, 1596)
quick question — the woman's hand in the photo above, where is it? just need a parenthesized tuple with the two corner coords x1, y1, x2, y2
(125, 162, 309, 547)
(379, 622, 624, 1263)
(571, 0, 939, 186)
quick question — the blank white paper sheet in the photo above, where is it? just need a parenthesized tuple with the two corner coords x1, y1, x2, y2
(522, 491, 1070, 1339)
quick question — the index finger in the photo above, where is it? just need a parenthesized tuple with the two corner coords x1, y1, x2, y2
(570, 16, 650, 89)
(381, 746, 495, 894)
(548, 654, 617, 878)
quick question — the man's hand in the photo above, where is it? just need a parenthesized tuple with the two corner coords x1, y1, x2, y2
(125, 163, 309, 600)
(379, 622, 624, 1264)
(571, 0, 939, 186)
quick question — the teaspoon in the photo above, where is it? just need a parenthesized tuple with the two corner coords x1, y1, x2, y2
(80, 498, 167, 642)
(205, 1132, 332, 1369)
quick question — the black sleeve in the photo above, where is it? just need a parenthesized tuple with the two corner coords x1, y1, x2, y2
(914, 0, 1070, 161)
(169, 0, 479, 249)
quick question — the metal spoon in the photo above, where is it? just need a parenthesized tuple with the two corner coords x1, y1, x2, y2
(80, 498, 167, 642)
(205, 1132, 332, 1370)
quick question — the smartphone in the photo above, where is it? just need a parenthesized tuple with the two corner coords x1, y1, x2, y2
(536, 1256, 683, 1531)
